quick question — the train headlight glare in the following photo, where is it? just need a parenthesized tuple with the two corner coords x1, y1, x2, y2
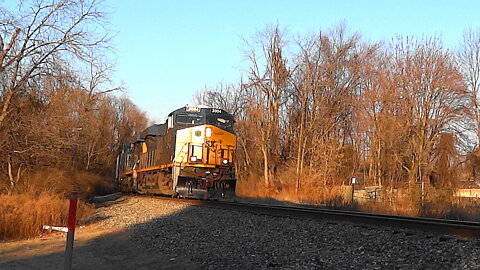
(222, 159, 228, 164)
(206, 128, 212, 137)
(190, 156, 197, 162)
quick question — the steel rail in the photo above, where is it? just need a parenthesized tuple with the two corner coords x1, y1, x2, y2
(130, 194, 480, 238)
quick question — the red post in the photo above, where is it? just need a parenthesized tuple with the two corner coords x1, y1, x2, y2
(64, 191, 78, 270)
(67, 191, 78, 232)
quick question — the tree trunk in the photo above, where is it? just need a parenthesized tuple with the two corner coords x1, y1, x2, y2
(7, 158, 14, 194)
(262, 145, 269, 186)
(0, 89, 14, 128)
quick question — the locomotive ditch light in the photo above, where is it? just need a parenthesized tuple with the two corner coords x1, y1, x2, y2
(190, 156, 198, 162)
(222, 159, 228, 164)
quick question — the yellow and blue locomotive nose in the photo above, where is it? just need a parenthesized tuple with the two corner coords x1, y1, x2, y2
(173, 124, 236, 198)
(173, 124, 235, 167)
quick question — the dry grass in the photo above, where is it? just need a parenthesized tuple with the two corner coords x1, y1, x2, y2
(0, 190, 95, 241)
(347, 188, 480, 221)
(237, 172, 480, 221)
(236, 171, 346, 206)
(0, 169, 114, 241)
(442, 200, 480, 220)
(13, 168, 115, 199)
(355, 197, 420, 217)
(0, 168, 116, 241)
(355, 198, 480, 221)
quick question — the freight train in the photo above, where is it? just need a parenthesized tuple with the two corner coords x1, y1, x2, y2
(115, 105, 236, 199)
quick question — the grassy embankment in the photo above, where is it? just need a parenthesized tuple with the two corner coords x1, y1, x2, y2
(236, 173, 480, 221)
(0, 169, 113, 241)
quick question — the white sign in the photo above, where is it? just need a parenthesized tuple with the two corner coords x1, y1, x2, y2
(186, 106, 201, 112)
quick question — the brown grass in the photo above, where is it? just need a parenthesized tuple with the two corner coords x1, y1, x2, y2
(13, 168, 115, 199)
(354, 197, 480, 221)
(0, 169, 113, 241)
(237, 172, 480, 221)
(236, 171, 346, 206)
(355, 197, 419, 217)
(0, 190, 95, 241)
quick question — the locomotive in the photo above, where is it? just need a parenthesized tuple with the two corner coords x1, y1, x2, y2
(115, 105, 236, 199)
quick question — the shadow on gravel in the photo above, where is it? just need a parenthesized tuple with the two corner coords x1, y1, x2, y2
(87, 192, 126, 208)
(0, 229, 200, 270)
(83, 193, 128, 225)
(0, 205, 201, 270)
(0, 194, 478, 270)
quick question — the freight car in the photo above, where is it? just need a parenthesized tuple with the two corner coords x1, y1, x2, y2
(115, 105, 236, 199)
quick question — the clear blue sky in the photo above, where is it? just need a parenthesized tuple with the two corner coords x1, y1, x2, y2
(107, 0, 480, 122)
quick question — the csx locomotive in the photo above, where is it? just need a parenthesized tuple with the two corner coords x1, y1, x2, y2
(115, 105, 236, 199)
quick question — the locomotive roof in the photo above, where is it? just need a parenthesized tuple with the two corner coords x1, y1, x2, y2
(132, 106, 234, 144)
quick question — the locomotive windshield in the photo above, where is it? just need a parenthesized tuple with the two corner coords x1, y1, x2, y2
(175, 114, 203, 125)
(206, 115, 232, 129)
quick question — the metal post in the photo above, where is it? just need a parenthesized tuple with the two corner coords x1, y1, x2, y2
(351, 183, 355, 202)
(351, 177, 356, 203)
(64, 191, 78, 270)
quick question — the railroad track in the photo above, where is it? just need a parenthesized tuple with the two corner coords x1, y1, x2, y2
(129, 194, 480, 238)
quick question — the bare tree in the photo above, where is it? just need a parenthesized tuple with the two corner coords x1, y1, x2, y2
(289, 24, 367, 190)
(244, 24, 290, 186)
(457, 28, 480, 147)
(0, 0, 111, 127)
(456, 28, 480, 182)
(193, 83, 248, 118)
(389, 37, 468, 186)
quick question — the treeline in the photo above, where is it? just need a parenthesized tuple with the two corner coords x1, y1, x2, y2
(0, 0, 146, 195)
(196, 24, 480, 201)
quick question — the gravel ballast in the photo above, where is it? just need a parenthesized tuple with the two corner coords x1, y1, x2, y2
(96, 196, 480, 270)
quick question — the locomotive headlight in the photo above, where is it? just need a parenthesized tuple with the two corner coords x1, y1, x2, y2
(190, 156, 198, 162)
(206, 127, 212, 137)
(222, 159, 228, 164)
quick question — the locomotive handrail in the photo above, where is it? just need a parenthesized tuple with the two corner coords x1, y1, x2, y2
(172, 142, 190, 166)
